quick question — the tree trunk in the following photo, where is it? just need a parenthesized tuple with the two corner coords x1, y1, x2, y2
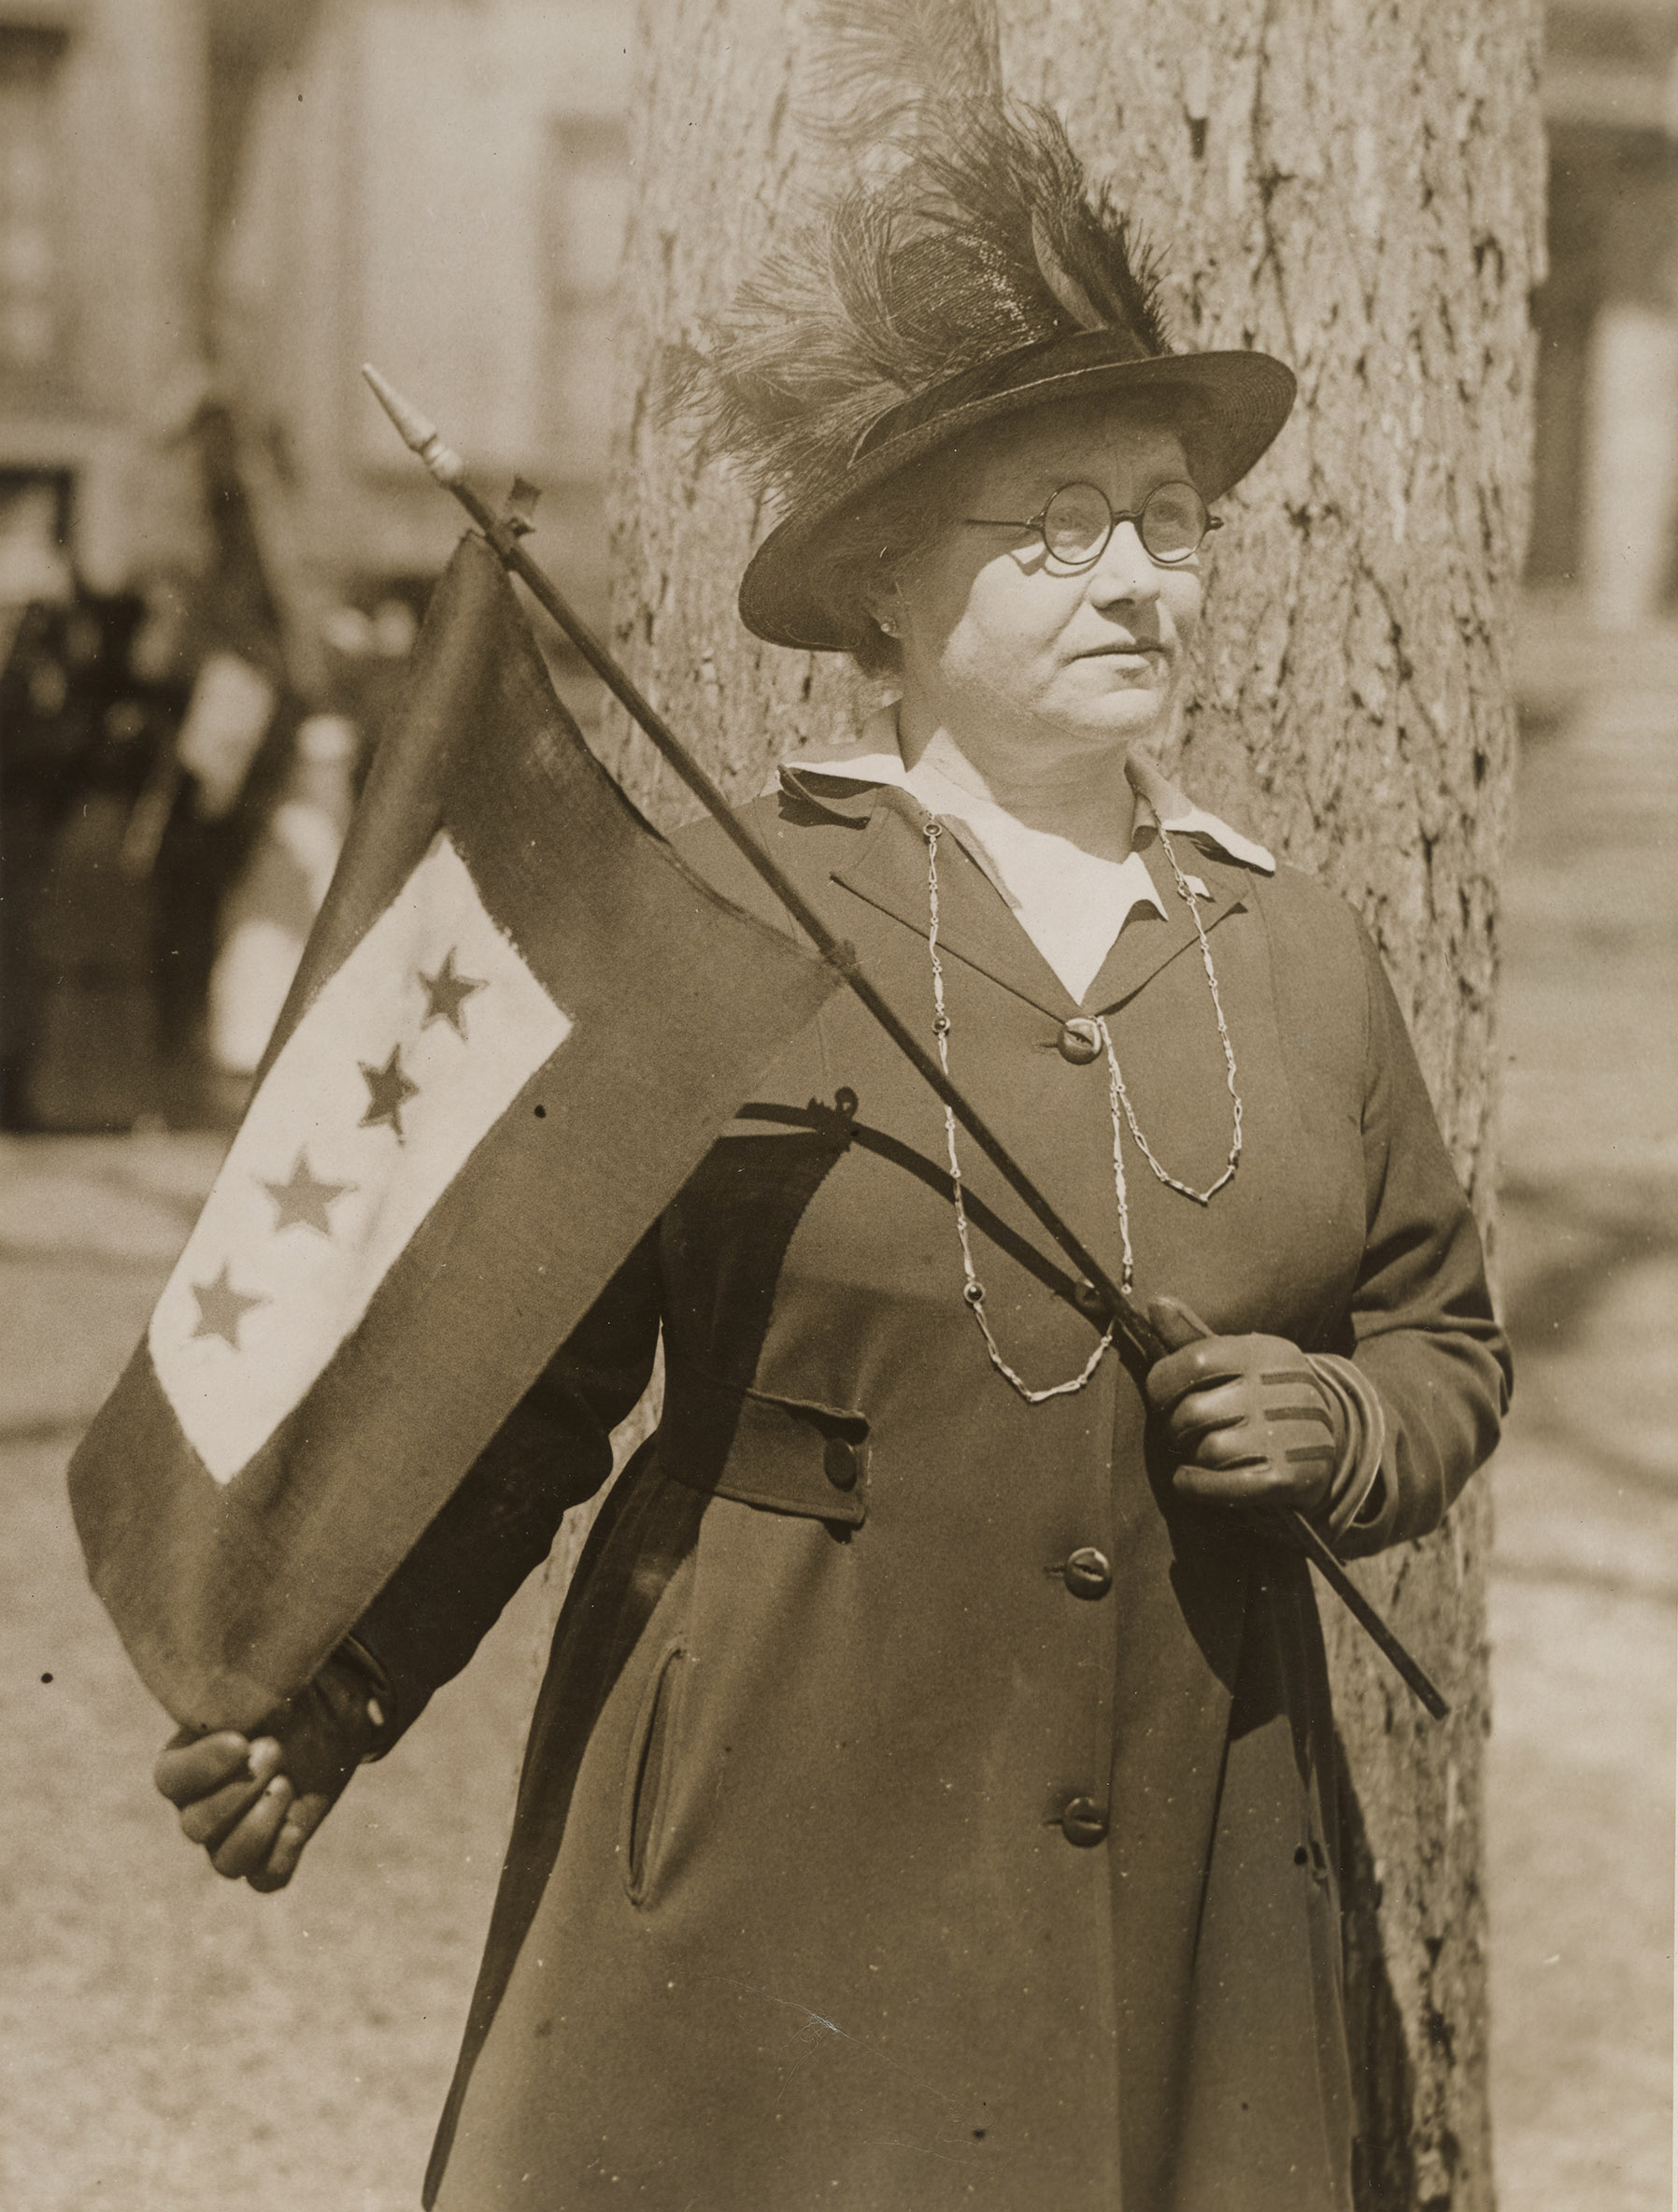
(605, 3, 1544, 2203)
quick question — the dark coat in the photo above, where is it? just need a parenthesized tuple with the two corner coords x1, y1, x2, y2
(357, 763, 1510, 2212)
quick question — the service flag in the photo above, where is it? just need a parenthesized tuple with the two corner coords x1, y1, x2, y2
(69, 535, 837, 1732)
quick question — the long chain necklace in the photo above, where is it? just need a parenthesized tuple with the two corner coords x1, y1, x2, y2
(923, 815, 1243, 1404)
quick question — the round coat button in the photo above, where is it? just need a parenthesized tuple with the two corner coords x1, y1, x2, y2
(1056, 1017, 1102, 1064)
(1059, 1796, 1109, 1847)
(1061, 1548, 1114, 1600)
(823, 1436, 860, 1491)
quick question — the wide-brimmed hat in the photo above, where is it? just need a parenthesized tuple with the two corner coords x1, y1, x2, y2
(678, 93, 1296, 655)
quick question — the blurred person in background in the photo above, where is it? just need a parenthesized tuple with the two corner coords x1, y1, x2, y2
(0, 477, 78, 1123)
(0, 382, 391, 1131)
(0, 478, 189, 1130)
(149, 386, 304, 1117)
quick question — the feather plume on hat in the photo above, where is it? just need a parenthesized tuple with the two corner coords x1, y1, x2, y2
(669, 0, 1295, 653)
(797, 0, 1005, 159)
(673, 86, 1172, 513)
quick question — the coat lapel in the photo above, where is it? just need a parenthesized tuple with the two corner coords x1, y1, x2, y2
(1082, 843, 1251, 1015)
(823, 781, 1256, 1021)
(828, 792, 1081, 1020)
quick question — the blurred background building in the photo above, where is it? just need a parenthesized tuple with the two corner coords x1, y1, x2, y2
(0, 0, 1674, 1129)
(1531, 0, 1678, 625)
(0, 0, 629, 614)
(0, 0, 629, 1130)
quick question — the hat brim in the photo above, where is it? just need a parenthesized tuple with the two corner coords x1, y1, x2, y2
(737, 336, 1296, 653)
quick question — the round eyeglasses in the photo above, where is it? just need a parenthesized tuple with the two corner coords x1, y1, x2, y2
(961, 479, 1221, 569)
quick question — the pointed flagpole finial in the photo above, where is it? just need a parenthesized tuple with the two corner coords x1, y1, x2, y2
(361, 364, 464, 486)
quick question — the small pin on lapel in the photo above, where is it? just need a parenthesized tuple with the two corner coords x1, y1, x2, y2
(503, 476, 542, 537)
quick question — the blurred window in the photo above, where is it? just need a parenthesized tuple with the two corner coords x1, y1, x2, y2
(0, 26, 70, 397)
(542, 116, 631, 478)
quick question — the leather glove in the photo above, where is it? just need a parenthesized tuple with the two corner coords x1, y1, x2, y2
(1145, 1295, 1344, 1518)
(153, 1639, 391, 1892)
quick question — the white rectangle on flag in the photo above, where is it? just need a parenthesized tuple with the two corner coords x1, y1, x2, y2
(150, 833, 572, 1483)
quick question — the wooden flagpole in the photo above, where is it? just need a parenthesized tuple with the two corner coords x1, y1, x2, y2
(361, 364, 1448, 1721)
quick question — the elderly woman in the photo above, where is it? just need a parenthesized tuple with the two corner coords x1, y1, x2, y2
(157, 103, 1510, 2212)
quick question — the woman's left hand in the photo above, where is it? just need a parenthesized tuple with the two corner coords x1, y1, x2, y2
(152, 1647, 384, 1891)
(1145, 1300, 1343, 1517)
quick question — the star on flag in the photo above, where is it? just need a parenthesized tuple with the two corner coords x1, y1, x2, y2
(359, 1043, 420, 1138)
(419, 946, 487, 1038)
(190, 1263, 268, 1350)
(262, 1150, 355, 1236)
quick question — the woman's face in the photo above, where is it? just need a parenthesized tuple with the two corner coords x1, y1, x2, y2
(885, 403, 1207, 778)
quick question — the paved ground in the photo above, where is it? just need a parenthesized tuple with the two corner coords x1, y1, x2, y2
(0, 628, 1671, 2207)
(1485, 613, 1677, 2211)
(0, 1134, 542, 2211)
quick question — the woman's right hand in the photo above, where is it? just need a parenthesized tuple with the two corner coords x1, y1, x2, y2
(153, 1650, 386, 1891)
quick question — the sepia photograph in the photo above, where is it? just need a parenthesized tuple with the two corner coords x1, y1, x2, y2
(0, 1, 1671, 2207)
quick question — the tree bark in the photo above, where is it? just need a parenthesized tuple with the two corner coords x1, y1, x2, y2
(605, 3, 1544, 2203)
(603, 0, 900, 822)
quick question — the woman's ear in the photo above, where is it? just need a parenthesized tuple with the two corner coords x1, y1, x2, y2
(862, 579, 900, 639)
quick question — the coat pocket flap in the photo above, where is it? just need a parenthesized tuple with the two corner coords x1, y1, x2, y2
(660, 1352, 869, 1527)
